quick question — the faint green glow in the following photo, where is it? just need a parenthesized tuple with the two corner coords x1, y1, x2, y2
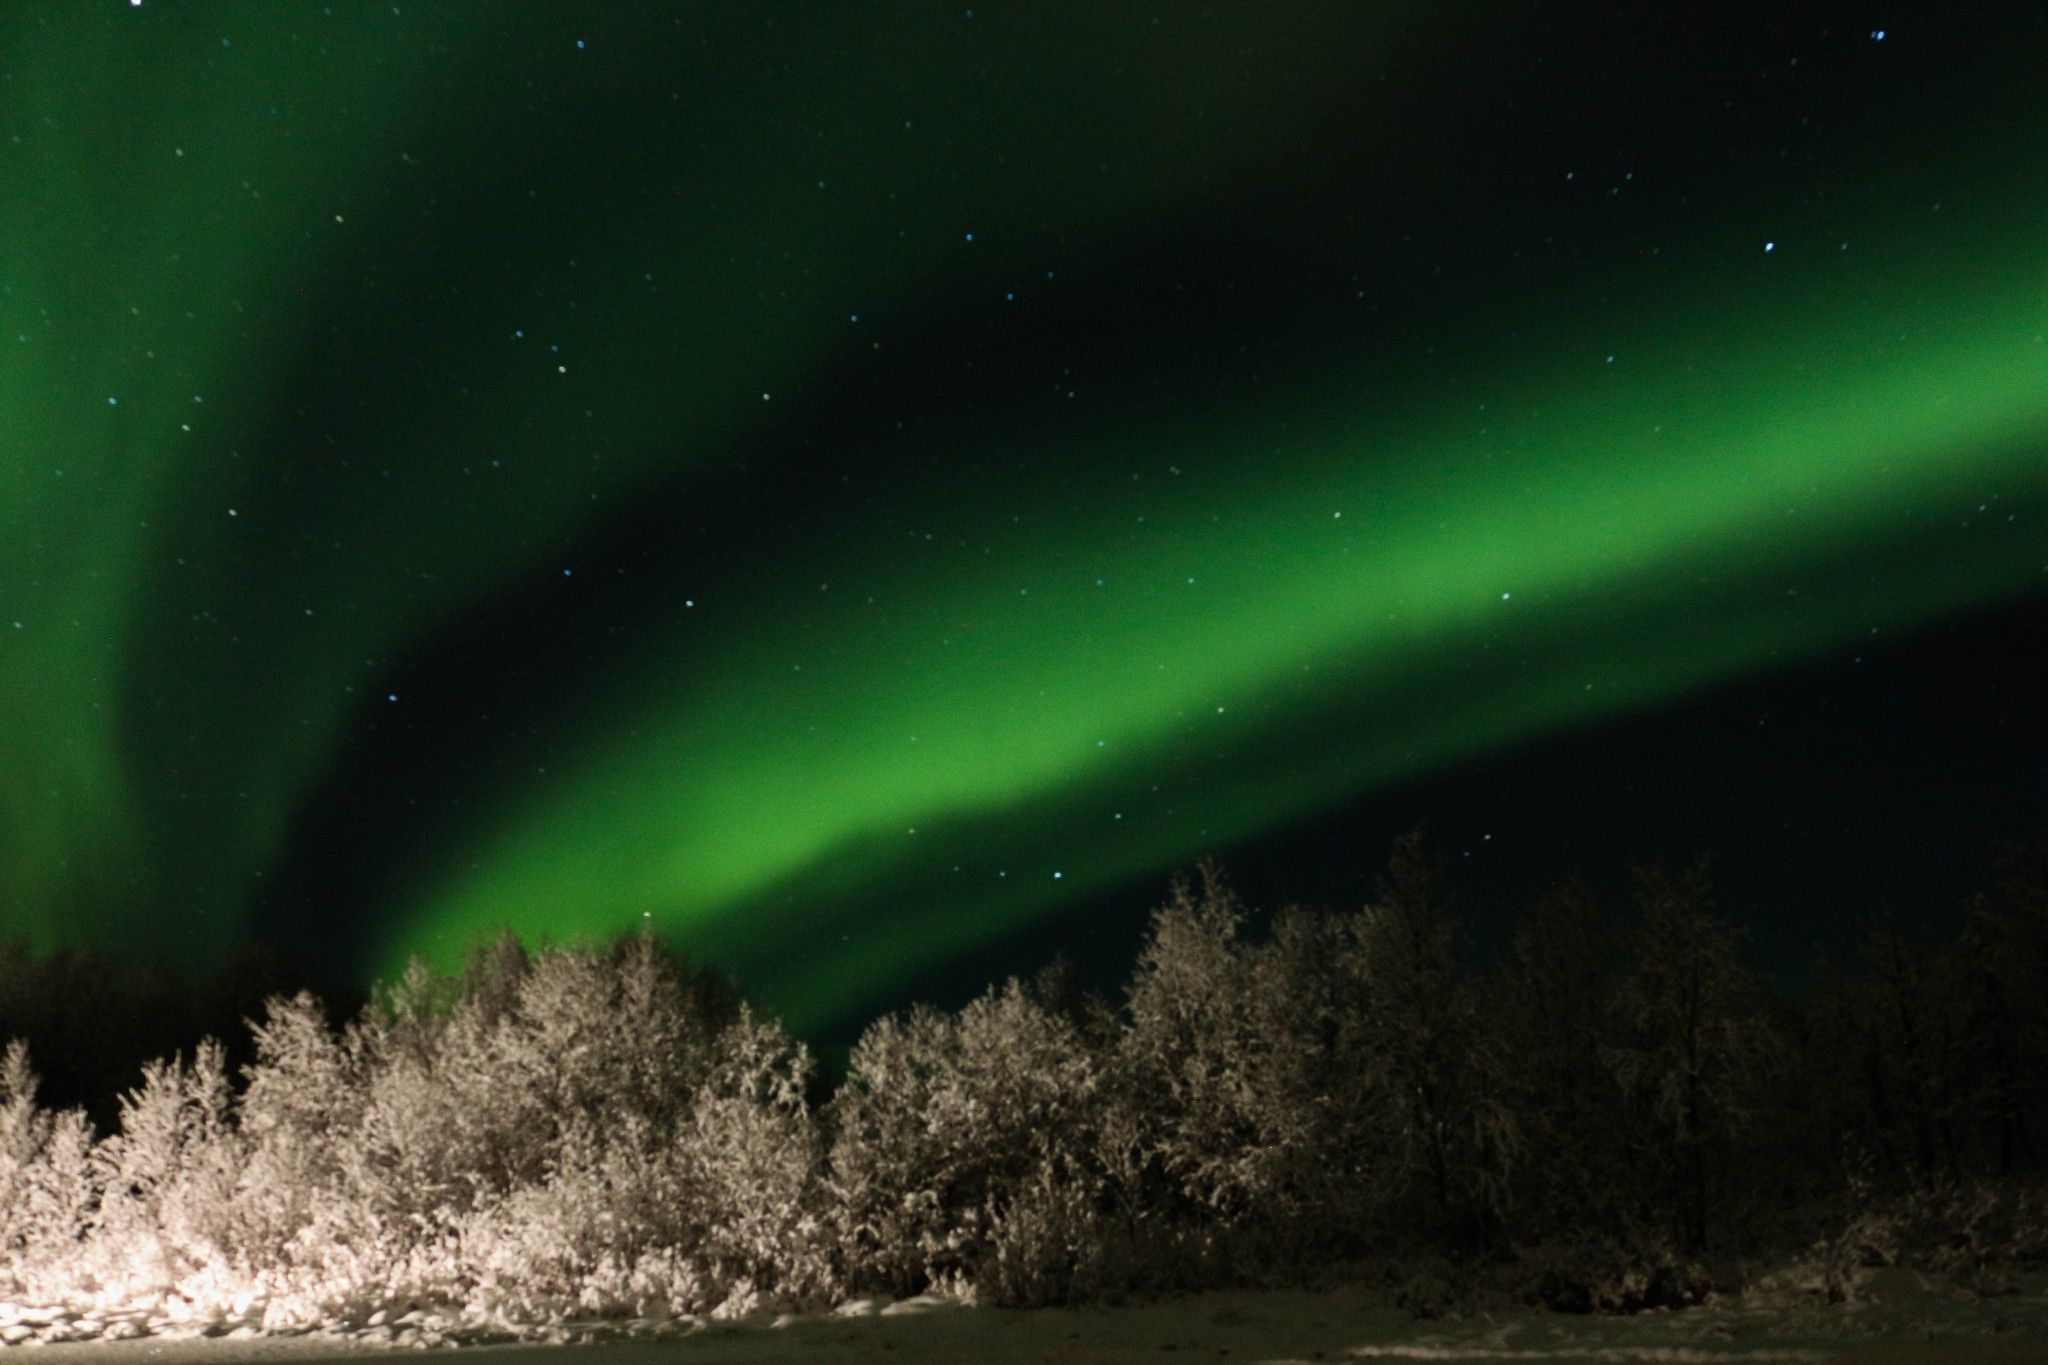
(2, 1, 1388, 964)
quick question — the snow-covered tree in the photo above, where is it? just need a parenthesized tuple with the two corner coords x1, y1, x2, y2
(1114, 863, 1277, 1235)
(89, 1039, 244, 1296)
(677, 1005, 833, 1306)
(1110, 860, 1415, 1275)
(232, 991, 362, 1267)
(0, 1041, 93, 1293)
(830, 976, 1106, 1301)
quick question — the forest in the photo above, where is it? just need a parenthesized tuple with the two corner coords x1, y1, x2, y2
(0, 828, 2043, 1346)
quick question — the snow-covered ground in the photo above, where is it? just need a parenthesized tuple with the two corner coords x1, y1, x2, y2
(19, 1272, 2047, 1365)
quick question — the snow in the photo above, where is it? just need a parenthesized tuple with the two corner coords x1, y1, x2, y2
(20, 1277, 2047, 1364)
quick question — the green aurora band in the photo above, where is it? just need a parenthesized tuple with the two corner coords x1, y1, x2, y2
(2, 3, 2044, 1029)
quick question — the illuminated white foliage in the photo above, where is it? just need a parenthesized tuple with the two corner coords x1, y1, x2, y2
(0, 836, 2041, 1336)
(87, 1040, 243, 1298)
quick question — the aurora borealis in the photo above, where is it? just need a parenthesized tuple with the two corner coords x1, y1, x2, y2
(4, 1, 2045, 1033)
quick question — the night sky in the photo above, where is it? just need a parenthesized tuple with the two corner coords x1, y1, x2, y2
(3, 1, 2044, 1039)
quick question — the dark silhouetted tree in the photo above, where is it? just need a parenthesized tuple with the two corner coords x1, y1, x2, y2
(1944, 892, 2042, 1175)
(1604, 861, 1780, 1253)
(1863, 915, 1963, 1186)
(1355, 828, 1516, 1248)
(1496, 873, 1631, 1239)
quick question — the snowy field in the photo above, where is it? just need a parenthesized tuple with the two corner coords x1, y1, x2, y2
(23, 1276, 2048, 1365)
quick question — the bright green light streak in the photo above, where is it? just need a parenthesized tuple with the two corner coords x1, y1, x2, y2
(385, 239, 2048, 1012)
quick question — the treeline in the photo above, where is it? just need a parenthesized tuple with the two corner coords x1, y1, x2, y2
(0, 938, 364, 1134)
(0, 828, 2044, 1332)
